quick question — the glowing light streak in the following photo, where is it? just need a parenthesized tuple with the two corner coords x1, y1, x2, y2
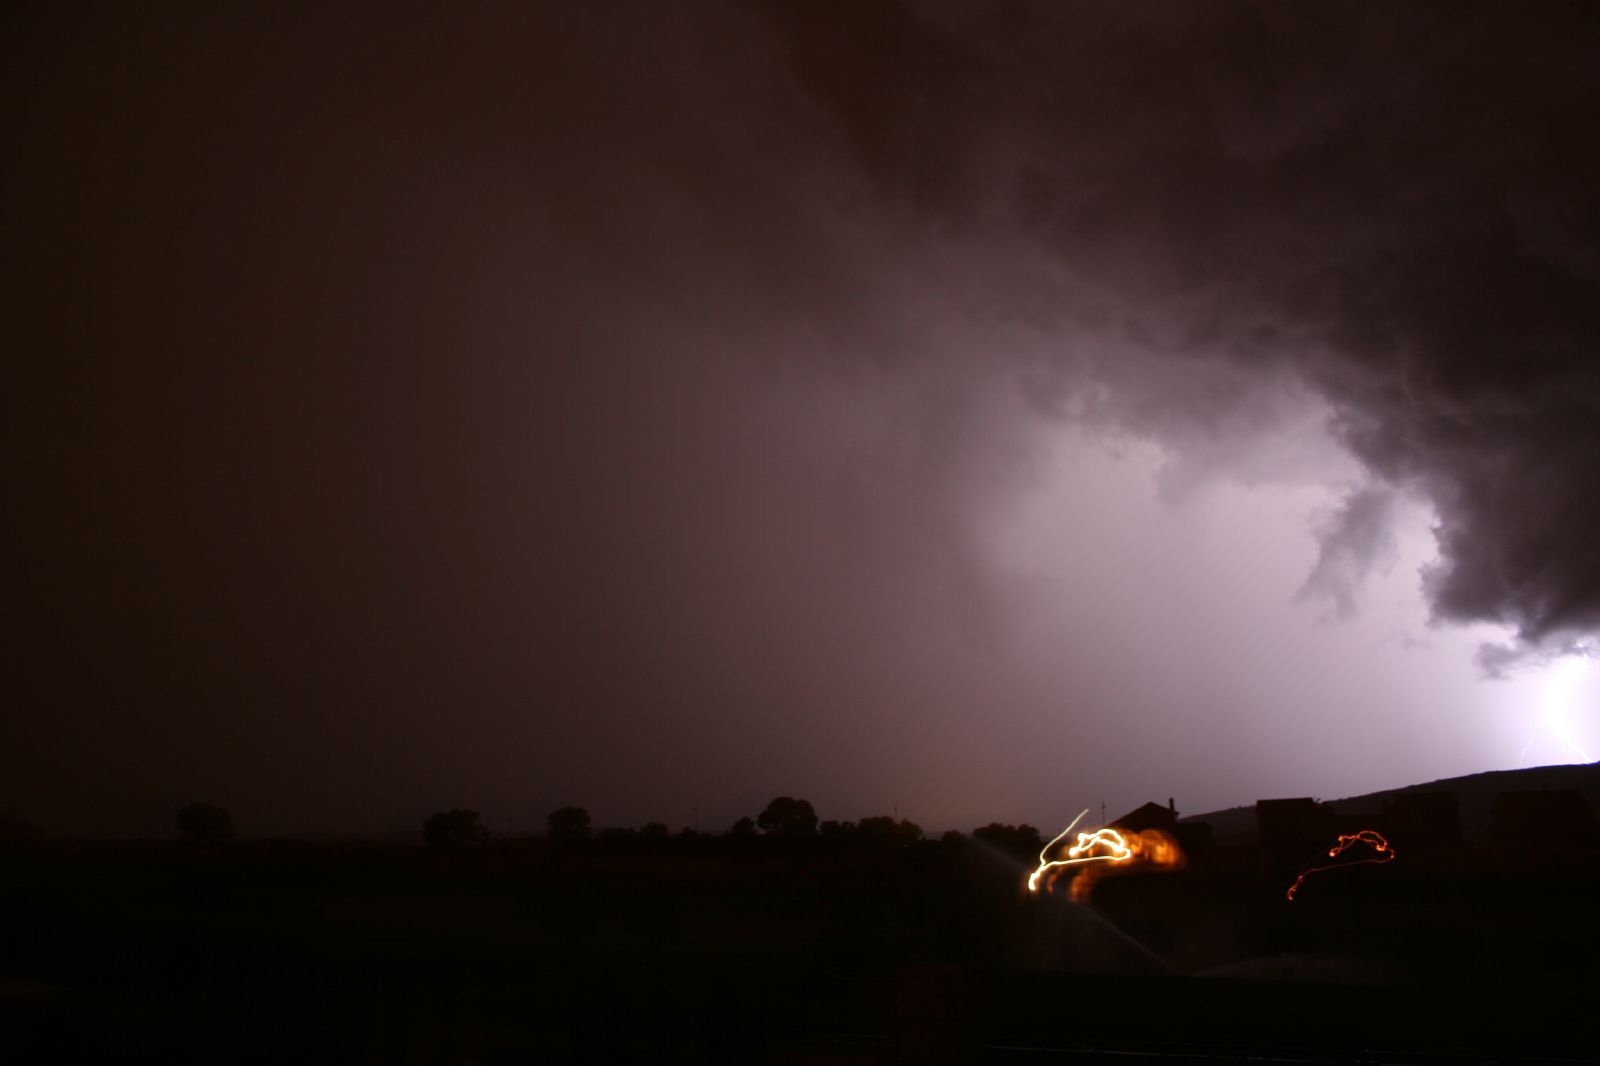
(1026, 809, 1184, 900)
(1026, 809, 1130, 893)
(1067, 827, 1135, 862)
(1285, 829, 1395, 901)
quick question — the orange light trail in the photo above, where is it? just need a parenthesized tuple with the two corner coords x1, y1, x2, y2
(1027, 810, 1183, 900)
(1027, 809, 1131, 893)
(1285, 829, 1395, 901)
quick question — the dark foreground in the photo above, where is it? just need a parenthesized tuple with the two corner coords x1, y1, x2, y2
(3, 837, 1597, 1063)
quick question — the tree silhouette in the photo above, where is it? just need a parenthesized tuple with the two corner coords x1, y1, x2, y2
(727, 816, 757, 838)
(972, 822, 1043, 856)
(423, 808, 489, 848)
(857, 815, 923, 846)
(175, 801, 234, 847)
(757, 796, 818, 837)
(640, 821, 670, 840)
(0, 813, 41, 842)
(547, 806, 591, 839)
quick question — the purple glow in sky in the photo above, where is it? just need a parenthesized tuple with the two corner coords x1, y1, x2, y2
(4, 3, 1597, 836)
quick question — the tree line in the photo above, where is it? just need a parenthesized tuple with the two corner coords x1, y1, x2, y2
(174, 796, 1048, 856)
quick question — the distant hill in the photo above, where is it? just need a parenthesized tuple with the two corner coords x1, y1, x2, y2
(1182, 762, 1600, 845)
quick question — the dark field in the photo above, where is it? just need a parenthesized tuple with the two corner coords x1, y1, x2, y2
(3, 833, 1598, 1063)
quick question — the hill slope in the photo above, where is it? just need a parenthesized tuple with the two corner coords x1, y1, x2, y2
(1182, 761, 1600, 844)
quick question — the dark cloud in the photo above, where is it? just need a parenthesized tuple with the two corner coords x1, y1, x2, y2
(1296, 487, 1400, 621)
(776, 0, 1600, 649)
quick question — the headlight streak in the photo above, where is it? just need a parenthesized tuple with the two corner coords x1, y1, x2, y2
(1285, 829, 1395, 901)
(1027, 809, 1122, 893)
(1026, 809, 1183, 901)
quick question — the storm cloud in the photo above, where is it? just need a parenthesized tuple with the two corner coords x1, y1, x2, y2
(773, 0, 1600, 644)
(4, 2, 1597, 834)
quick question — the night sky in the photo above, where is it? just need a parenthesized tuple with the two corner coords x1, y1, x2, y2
(6, 2, 1599, 837)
